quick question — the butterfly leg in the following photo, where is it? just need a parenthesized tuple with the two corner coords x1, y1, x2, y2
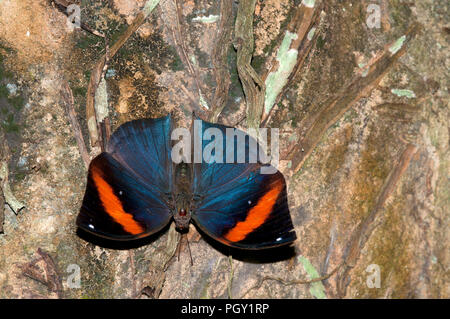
(185, 234, 194, 266)
(175, 234, 194, 266)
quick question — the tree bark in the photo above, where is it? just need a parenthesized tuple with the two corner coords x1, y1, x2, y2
(0, 0, 448, 299)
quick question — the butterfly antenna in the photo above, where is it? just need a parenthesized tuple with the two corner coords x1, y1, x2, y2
(185, 235, 194, 266)
(175, 233, 193, 265)
(176, 234, 182, 262)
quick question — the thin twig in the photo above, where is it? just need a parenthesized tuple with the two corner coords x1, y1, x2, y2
(234, 0, 265, 130)
(227, 255, 234, 299)
(61, 81, 90, 169)
(209, 0, 233, 122)
(51, 0, 105, 38)
(0, 131, 6, 233)
(0, 183, 4, 233)
(22, 261, 48, 287)
(239, 261, 344, 299)
(167, 0, 210, 116)
(129, 250, 136, 298)
(336, 143, 418, 296)
(179, 84, 196, 111)
(99, 118, 112, 152)
(21, 249, 63, 298)
(37, 248, 64, 298)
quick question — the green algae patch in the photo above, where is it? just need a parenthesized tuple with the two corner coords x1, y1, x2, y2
(298, 256, 327, 299)
(143, 0, 160, 16)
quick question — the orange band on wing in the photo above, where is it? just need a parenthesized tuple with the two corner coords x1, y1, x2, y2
(224, 178, 284, 242)
(91, 167, 144, 235)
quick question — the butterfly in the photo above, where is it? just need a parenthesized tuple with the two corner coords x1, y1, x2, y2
(76, 115, 296, 249)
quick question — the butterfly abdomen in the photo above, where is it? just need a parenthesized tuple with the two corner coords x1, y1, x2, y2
(173, 162, 193, 230)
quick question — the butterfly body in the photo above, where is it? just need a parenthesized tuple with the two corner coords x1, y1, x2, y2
(77, 115, 297, 249)
(172, 162, 193, 231)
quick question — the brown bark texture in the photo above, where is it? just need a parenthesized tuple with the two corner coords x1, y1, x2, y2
(0, 0, 448, 298)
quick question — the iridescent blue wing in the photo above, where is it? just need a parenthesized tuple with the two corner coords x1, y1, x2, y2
(106, 116, 173, 195)
(77, 116, 173, 240)
(191, 119, 296, 249)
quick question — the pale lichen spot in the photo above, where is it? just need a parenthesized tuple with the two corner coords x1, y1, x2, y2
(302, 0, 315, 8)
(307, 27, 316, 41)
(192, 15, 219, 24)
(199, 90, 209, 110)
(95, 78, 109, 122)
(264, 31, 299, 114)
(389, 35, 406, 55)
(391, 89, 416, 99)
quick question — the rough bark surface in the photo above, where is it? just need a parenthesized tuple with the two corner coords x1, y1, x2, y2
(0, 0, 448, 298)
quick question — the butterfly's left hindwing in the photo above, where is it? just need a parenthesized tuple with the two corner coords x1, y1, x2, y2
(77, 153, 172, 240)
